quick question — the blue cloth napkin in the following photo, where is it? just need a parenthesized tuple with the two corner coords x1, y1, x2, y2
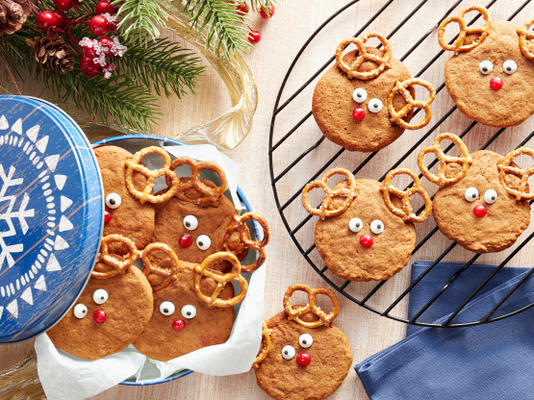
(355, 262, 534, 400)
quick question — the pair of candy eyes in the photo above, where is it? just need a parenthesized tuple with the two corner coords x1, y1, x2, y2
(183, 215, 211, 250)
(159, 301, 197, 319)
(464, 188, 498, 204)
(281, 333, 314, 360)
(352, 88, 383, 113)
(348, 218, 385, 235)
(479, 60, 517, 75)
(73, 288, 109, 319)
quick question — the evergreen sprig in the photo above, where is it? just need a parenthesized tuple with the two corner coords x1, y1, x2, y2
(114, 0, 169, 44)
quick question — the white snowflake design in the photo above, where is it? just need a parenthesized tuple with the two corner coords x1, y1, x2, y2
(0, 164, 35, 271)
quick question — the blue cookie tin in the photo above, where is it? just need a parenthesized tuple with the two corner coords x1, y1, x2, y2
(0, 95, 104, 343)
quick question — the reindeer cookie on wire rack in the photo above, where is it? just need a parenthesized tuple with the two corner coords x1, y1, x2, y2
(254, 284, 352, 400)
(312, 33, 436, 152)
(301, 167, 432, 281)
(47, 234, 154, 360)
(418, 133, 533, 253)
(438, 6, 534, 127)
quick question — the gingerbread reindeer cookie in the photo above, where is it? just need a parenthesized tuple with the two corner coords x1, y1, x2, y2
(438, 6, 534, 127)
(312, 33, 436, 152)
(302, 168, 432, 281)
(418, 133, 532, 253)
(254, 284, 352, 400)
(47, 235, 153, 360)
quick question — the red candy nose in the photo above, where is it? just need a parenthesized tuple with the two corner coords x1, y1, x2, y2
(104, 209, 112, 225)
(360, 234, 373, 248)
(93, 309, 107, 324)
(172, 319, 186, 331)
(473, 204, 487, 218)
(296, 353, 311, 366)
(490, 76, 503, 90)
(352, 107, 366, 121)
(179, 233, 193, 248)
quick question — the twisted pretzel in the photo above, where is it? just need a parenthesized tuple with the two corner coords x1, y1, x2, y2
(381, 169, 432, 223)
(253, 321, 272, 369)
(335, 33, 392, 80)
(438, 6, 490, 54)
(141, 242, 180, 291)
(92, 234, 139, 279)
(194, 252, 248, 308)
(223, 212, 270, 273)
(388, 78, 436, 130)
(497, 147, 534, 201)
(302, 168, 357, 219)
(124, 146, 179, 204)
(170, 157, 228, 206)
(518, 19, 534, 62)
(418, 133, 473, 187)
(283, 284, 339, 329)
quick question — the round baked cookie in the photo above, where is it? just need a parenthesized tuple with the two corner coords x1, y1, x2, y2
(94, 145, 155, 249)
(433, 150, 531, 253)
(439, 7, 534, 127)
(255, 306, 352, 400)
(133, 260, 235, 361)
(48, 266, 153, 360)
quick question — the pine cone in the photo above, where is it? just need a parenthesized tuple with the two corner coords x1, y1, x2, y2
(0, 0, 30, 35)
(30, 36, 75, 74)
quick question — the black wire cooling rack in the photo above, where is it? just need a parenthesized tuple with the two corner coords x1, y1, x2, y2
(268, 0, 534, 327)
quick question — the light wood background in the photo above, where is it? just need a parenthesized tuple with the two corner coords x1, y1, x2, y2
(2, 0, 534, 398)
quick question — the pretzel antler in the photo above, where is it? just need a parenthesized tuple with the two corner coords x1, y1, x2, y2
(518, 19, 534, 62)
(283, 284, 339, 329)
(497, 148, 534, 201)
(301, 168, 357, 219)
(418, 133, 473, 187)
(335, 33, 392, 80)
(140, 242, 180, 291)
(381, 169, 432, 223)
(92, 234, 139, 279)
(124, 146, 179, 204)
(194, 252, 248, 308)
(438, 6, 491, 54)
(253, 321, 273, 369)
(223, 212, 270, 273)
(388, 78, 436, 130)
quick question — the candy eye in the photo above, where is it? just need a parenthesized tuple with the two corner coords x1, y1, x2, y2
(92, 289, 109, 305)
(479, 60, 493, 75)
(105, 193, 122, 209)
(196, 235, 211, 250)
(298, 333, 313, 348)
(159, 301, 176, 316)
(370, 219, 385, 235)
(503, 60, 517, 74)
(281, 345, 296, 360)
(367, 98, 383, 113)
(352, 88, 368, 103)
(464, 187, 479, 202)
(348, 217, 363, 233)
(484, 189, 498, 204)
(73, 303, 88, 319)
(183, 215, 199, 231)
(181, 304, 197, 319)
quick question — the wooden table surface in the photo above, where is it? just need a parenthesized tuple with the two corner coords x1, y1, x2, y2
(2, 0, 534, 398)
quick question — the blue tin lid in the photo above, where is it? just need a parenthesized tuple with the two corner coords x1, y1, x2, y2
(0, 95, 104, 343)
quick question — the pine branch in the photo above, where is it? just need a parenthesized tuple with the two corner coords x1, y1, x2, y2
(114, 0, 169, 44)
(248, 0, 276, 13)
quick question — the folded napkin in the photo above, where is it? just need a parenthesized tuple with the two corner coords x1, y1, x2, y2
(355, 262, 534, 400)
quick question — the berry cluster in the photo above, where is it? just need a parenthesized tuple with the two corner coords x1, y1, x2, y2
(233, 2, 275, 45)
(35, 0, 127, 78)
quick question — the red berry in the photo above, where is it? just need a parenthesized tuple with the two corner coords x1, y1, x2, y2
(82, 45, 97, 58)
(89, 15, 109, 36)
(80, 57, 102, 77)
(104, 209, 112, 224)
(473, 204, 487, 218)
(98, 36, 114, 54)
(248, 29, 261, 44)
(236, 2, 248, 14)
(93, 309, 107, 324)
(296, 353, 311, 366)
(490, 76, 503, 90)
(95, 0, 114, 14)
(53, 0, 72, 11)
(179, 233, 193, 248)
(259, 4, 274, 18)
(37, 11, 59, 30)
(172, 319, 186, 331)
(359, 234, 373, 248)
(54, 11, 66, 27)
(352, 107, 365, 121)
